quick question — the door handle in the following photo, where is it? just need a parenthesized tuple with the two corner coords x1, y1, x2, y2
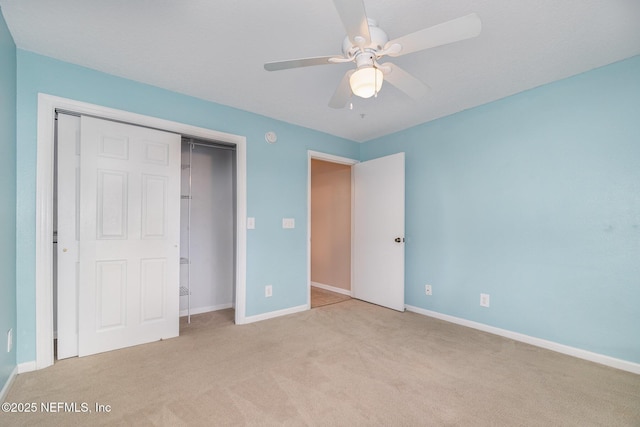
(394, 237, 404, 243)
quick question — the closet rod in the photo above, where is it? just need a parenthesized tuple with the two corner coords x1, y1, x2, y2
(182, 139, 236, 152)
(56, 109, 236, 151)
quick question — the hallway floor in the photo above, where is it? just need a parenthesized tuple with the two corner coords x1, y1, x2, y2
(311, 286, 351, 308)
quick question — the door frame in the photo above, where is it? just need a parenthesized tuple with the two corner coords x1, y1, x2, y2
(307, 150, 358, 309)
(35, 93, 248, 370)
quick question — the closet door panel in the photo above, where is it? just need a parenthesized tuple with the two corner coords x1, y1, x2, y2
(141, 174, 168, 239)
(79, 116, 181, 357)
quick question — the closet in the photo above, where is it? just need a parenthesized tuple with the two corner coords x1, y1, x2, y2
(180, 138, 236, 322)
(53, 113, 237, 359)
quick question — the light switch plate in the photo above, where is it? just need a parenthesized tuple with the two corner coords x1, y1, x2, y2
(247, 217, 255, 229)
(282, 218, 295, 229)
(480, 293, 490, 307)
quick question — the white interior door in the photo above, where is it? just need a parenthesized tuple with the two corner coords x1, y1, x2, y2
(78, 116, 181, 357)
(353, 152, 405, 311)
(57, 114, 80, 359)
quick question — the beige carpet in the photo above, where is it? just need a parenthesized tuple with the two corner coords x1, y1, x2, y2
(311, 286, 351, 308)
(3, 300, 640, 426)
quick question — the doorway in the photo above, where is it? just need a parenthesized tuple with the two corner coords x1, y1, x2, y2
(307, 150, 406, 312)
(308, 151, 358, 308)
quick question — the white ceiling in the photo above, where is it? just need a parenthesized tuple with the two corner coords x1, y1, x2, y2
(2, 0, 639, 142)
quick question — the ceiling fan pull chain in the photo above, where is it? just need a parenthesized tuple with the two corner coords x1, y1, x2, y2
(374, 66, 378, 98)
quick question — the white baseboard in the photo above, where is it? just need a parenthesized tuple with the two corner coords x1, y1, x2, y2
(180, 303, 233, 317)
(1, 366, 18, 403)
(17, 361, 37, 374)
(405, 305, 640, 375)
(242, 304, 308, 324)
(311, 282, 352, 296)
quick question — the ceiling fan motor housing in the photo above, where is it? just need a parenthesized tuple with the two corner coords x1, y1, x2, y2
(354, 51, 377, 69)
(342, 18, 389, 61)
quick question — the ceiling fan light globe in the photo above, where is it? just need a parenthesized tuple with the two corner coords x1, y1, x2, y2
(350, 67, 384, 98)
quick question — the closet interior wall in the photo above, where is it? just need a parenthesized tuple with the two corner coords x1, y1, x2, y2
(180, 139, 236, 319)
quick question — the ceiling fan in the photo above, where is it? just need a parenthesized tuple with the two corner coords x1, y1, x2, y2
(264, 0, 481, 108)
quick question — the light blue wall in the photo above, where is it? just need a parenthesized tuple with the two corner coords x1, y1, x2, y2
(361, 55, 640, 363)
(15, 50, 359, 364)
(0, 7, 17, 391)
(12, 45, 640, 368)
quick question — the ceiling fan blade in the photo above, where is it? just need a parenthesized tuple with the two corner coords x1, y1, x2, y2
(264, 56, 339, 71)
(329, 70, 355, 109)
(385, 13, 481, 57)
(332, 0, 371, 46)
(382, 63, 430, 99)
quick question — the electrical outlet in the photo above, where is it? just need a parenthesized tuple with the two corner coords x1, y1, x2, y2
(425, 284, 432, 296)
(480, 293, 490, 308)
(265, 285, 273, 298)
(7, 328, 12, 353)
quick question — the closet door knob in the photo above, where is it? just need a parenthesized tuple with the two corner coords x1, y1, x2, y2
(63, 248, 68, 252)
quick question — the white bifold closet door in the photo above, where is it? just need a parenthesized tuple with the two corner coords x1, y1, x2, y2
(58, 115, 181, 358)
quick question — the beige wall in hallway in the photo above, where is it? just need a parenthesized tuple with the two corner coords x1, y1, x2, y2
(311, 159, 351, 291)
